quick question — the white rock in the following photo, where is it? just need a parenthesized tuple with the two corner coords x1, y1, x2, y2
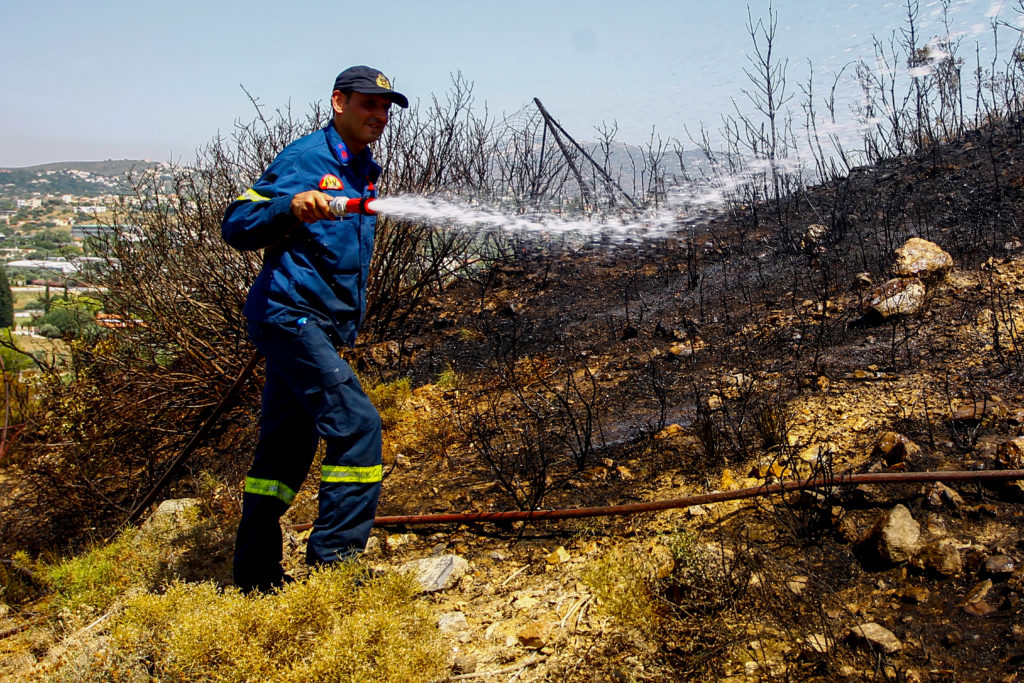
(438, 611, 469, 632)
(867, 278, 926, 319)
(399, 554, 469, 593)
(864, 504, 920, 565)
(145, 498, 201, 526)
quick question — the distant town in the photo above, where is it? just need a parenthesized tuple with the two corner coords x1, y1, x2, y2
(0, 160, 171, 283)
(0, 160, 172, 346)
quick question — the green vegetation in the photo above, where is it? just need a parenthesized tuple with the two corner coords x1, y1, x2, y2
(34, 306, 98, 341)
(0, 268, 12, 329)
(583, 542, 665, 637)
(46, 505, 225, 614)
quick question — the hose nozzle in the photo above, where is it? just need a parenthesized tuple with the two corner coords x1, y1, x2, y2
(328, 196, 377, 216)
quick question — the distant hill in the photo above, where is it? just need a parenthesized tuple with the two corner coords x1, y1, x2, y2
(0, 160, 170, 199)
(0, 159, 159, 176)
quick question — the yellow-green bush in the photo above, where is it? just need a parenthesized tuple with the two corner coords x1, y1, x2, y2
(46, 504, 227, 614)
(583, 542, 664, 637)
(102, 564, 445, 682)
(365, 376, 413, 431)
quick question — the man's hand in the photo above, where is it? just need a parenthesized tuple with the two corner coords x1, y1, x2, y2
(291, 191, 335, 223)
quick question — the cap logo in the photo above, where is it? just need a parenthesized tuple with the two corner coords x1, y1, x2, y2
(319, 174, 344, 190)
(376, 73, 391, 90)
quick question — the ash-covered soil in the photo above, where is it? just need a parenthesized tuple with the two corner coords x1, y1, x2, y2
(347, 121, 1024, 681)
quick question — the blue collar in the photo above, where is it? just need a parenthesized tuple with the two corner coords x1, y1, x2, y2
(324, 124, 381, 183)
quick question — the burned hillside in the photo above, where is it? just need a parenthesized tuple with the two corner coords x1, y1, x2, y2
(5, 4, 1024, 678)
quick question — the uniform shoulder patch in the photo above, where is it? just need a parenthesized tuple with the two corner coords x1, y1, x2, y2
(319, 174, 344, 190)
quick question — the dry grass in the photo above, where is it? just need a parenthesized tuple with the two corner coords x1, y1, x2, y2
(9, 501, 446, 682)
(92, 566, 445, 683)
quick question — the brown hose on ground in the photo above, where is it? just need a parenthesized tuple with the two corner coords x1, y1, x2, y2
(289, 468, 1024, 531)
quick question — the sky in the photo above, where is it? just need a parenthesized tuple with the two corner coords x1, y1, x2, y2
(0, 0, 1017, 168)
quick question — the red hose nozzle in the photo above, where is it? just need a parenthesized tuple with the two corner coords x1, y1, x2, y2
(329, 196, 377, 216)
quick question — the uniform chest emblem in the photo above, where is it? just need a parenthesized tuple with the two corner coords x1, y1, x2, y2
(319, 174, 344, 190)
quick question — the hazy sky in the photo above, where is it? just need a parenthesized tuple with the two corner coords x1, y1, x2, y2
(0, 0, 1015, 167)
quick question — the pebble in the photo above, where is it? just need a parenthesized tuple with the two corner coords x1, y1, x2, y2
(452, 655, 477, 674)
(786, 575, 810, 595)
(962, 579, 997, 616)
(438, 611, 469, 632)
(546, 546, 570, 565)
(847, 622, 903, 653)
(517, 621, 551, 649)
(923, 482, 964, 510)
(900, 586, 930, 604)
(984, 554, 1015, 577)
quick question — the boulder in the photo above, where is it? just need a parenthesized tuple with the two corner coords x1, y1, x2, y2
(870, 431, 922, 466)
(914, 539, 963, 577)
(866, 278, 926, 319)
(862, 504, 920, 565)
(892, 237, 953, 282)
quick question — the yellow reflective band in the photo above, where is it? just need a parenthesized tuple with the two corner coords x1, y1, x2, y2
(244, 477, 296, 505)
(237, 188, 271, 202)
(321, 464, 383, 484)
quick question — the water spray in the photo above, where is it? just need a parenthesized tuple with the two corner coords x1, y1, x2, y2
(328, 196, 378, 216)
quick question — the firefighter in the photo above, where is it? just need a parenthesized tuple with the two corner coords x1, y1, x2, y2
(222, 66, 408, 593)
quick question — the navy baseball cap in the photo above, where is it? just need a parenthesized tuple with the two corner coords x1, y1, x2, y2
(333, 66, 409, 108)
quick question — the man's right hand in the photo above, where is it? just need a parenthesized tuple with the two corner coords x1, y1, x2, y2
(291, 191, 335, 223)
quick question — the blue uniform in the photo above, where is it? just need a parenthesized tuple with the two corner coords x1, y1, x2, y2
(222, 124, 383, 592)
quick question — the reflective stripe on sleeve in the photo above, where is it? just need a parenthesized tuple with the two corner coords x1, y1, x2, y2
(237, 188, 272, 202)
(321, 464, 383, 484)
(244, 477, 297, 505)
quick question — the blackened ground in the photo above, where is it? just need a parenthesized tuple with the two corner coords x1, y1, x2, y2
(357, 119, 1024, 680)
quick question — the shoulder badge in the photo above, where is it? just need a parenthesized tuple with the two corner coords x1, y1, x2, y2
(319, 174, 344, 190)
(376, 73, 391, 90)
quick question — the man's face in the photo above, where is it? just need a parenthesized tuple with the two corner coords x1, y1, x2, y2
(332, 91, 392, 150)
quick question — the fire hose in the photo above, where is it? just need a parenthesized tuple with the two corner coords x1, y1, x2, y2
(290, 468, 1024, 531)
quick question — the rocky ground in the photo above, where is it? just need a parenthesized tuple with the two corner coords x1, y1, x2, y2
(341, 122, 1024, 681)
